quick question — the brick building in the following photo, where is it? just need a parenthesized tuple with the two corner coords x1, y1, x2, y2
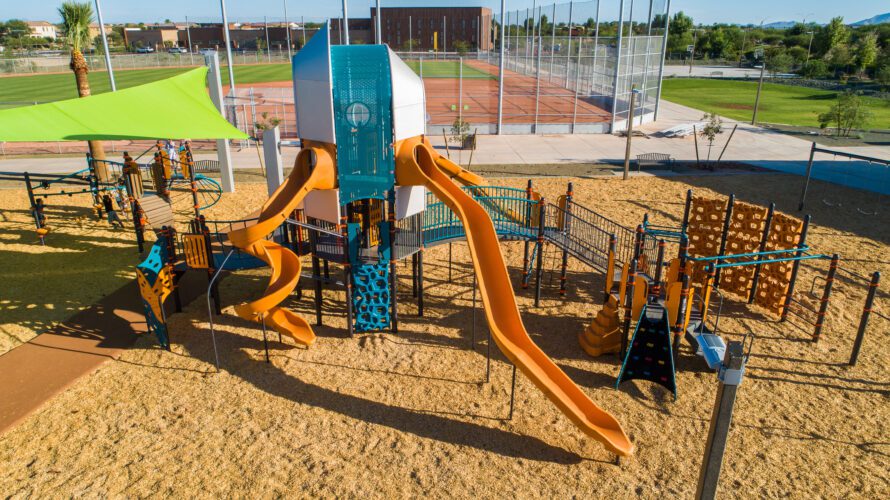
(370, 7, 492, 51)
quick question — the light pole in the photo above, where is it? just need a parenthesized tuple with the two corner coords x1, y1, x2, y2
(341, 0, 350, 45)
(219, 0, 236, 97)
(375, 0, 382, 45)
(751, 45, 766, 125)
(283, 0, 292, 58)
(94, 0, 116, 91)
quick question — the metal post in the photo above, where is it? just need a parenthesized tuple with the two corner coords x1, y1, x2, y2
(548, 2, 556, 83)
(375, 0, 382, 44)
(388, 192, 399, 332)
(219, 0, 236, 98)
(849, 272, 880, 366)
(459, 57, 463, 126)
(653, 239, 666, 296)
(443, 15, 447, 53)
(812, 254, 838, 342)
(748, 202, 775, 304)
(522, 180, 533, 288)
(508, 364, 517, 419)
(714, 194, 735, 286)
(559, 182, 572, 295)
(673, 273, 690, 350)
(534, 198, 546, 307)
(205, 52, 235, 193)
(533, 6, 543, 132)
(418, 248, 425, 317)
(471, 272, 477, 346)
(282, 1, 293, 57)
(566, 0, 574, 85)
(623, 85, 637, 176)
(752, 53, 766, 125)
(186, 15, 193, 55)
(605, 234, 617, 302)
(260, 315, 270, 362)
(94, 0, 115, 91)
(264, 17, 272, 63)
(695, 341, 747, 500)
(780, 215, 810, 321)
(591, 0, 601, 95)
(610, 0, 627, 132)
(653, 0, 671, 120)
(341, 0, 350, 45)
(571, 36, 582, 132)
(620, 258, 638, 359)
(496, 0, 507, 135)
(409, 16, 412, 52)
(798, 142, 817, 211)
(301, 16, 306, 48)
(681, 188, 693, 232)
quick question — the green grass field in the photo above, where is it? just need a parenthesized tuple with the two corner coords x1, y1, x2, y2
(0, 64, 292, 106)
(0, 60, 491, 107)
(661, 78, 890, 129)
(402, 60, 494, 79)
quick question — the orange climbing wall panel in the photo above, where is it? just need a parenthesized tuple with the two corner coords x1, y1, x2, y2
(685, 196, 726, 289)
(753, 212, 804, 316)
(720, 201, 769, 298)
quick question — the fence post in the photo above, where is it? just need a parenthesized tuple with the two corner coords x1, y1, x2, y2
(748, 202, 775, 304)
(780, 214, 810, 322)
(812, 254, 838, 342)
(849, 271, 880, 366)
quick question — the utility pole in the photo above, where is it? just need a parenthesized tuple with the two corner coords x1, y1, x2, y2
(751, 45, 766, 125)
(94, 0, 116, 91)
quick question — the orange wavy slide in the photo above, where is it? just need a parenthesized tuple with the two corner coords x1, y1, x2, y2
(228, 146, 336, 346)
(396, 137, 634, 457)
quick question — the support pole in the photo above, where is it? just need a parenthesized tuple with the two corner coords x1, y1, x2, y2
(471, 272, 477, 347)
(388, 191, 399, 332)
(522, 180, 533, 288)
(311, 235, 323, 326)
(610, 0, 627, 132)
(812, 254, 838, 342)
(672, 273, 690, 351)
(341, 0, 350, 45)
(559, 182, 572, 296)
(205, 52, 235, 193)
(652, 239, 666, 297)
(94, 0, 116, 91)
(534, 198, 546, 307)
(620, 258, 638, 359)
(695, 341, 747, 500)
(849, 272, 880, 366)
(605, 234, 617, 302)
(748, 203, 775, 304)
(713, 194, 735, 286)
(798, 142, 817, 211)
(508, 363, 517, 419)
(496, 0, 507, 134)
(418, 248, 425, 317)
(623, 85, 637, 177)
(681, 189, 693, 232)
(751, 54, 766, 125)
(780, 215, 810, 322)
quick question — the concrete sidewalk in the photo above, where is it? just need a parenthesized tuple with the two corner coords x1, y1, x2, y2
(2, 101, 887, 176)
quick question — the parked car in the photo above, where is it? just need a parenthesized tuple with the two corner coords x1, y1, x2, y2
(135, 46, 155, 53)
(167, 47, 187, 54)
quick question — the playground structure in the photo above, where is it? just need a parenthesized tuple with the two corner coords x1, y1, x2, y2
(579, 188, 883, 399)
(0, 141, 223, 249)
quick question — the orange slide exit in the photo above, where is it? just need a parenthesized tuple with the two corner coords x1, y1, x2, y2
(396, 137, 633, 457)
(228, 146, 336, 346)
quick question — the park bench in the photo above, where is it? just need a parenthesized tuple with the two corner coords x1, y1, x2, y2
(636, 153, 673, 171)
(190, 160, 220, 173)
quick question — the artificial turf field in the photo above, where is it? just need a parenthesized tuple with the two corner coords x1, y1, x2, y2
(0, 61, 490, 107)
(661, 77, 890, 128)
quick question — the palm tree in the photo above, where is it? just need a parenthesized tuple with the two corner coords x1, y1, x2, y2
(58, 1, 108, 180)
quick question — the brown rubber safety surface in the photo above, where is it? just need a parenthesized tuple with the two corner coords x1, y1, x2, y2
(0, 272, 207, 435)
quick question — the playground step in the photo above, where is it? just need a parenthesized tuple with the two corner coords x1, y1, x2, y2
(139, 194, 174, 230)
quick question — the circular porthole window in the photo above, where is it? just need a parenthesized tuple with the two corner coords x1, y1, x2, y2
(345, 102, 371, 128)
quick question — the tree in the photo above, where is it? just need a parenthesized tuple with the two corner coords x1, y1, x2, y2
(400, 39, 419, 52)
(818, 92, 872, 137)
(765, 49, 793, 76)
(824, 44, 852, 73)
(699, 112, 723, 166)
(801, 59, 829, 79)
(452, 39, 471, 56)
(58, 1, 107, 179)
(667, 12, 694, 56)
(876, 65, 890, 89)
(854, 31, 878, 76)
(825, 17, 850, 50)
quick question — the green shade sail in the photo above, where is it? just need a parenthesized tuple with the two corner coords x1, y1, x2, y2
(0, 68, 248, 142)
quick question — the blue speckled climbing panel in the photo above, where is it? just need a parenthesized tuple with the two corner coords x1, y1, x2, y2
(348, 220, 392, 332)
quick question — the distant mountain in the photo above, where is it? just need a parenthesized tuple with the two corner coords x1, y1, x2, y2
(851, 13, 890, 26)
(762, 21, 797, 29)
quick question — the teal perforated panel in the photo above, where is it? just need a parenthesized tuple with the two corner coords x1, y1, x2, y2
(330, 45, 395, 204)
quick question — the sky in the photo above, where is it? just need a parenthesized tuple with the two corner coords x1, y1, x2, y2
(0, 0, 886, 26)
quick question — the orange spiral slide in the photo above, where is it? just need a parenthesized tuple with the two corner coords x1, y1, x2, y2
(227, 146, 336, 346)
(395, 137, 634, 457)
